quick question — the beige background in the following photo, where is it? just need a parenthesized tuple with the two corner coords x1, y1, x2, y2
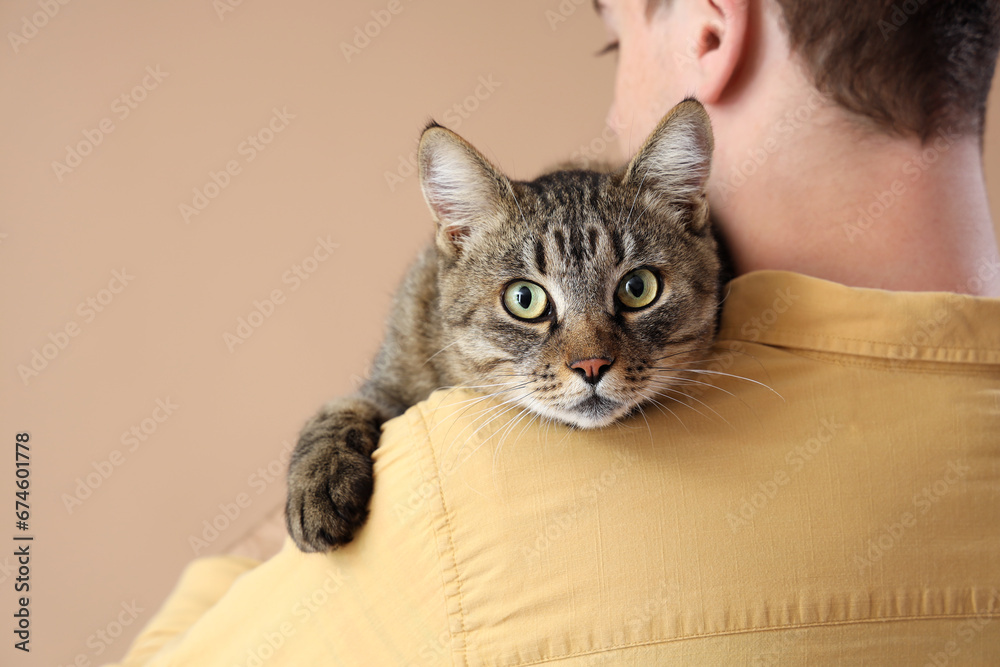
(0, 1, 998, 665)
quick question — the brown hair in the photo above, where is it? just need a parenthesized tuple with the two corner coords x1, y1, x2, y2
(649, 0, 1000, 140)
(771, 0, 1000, 140)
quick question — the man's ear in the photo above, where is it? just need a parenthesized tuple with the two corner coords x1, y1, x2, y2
(690, 0, 749, 104)
(620, 98, 713, 227)
(418, 122, 510, 256)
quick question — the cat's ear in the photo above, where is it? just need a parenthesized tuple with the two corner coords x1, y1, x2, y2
(620, 98, 714, 228)
(418, 121, 511, 255)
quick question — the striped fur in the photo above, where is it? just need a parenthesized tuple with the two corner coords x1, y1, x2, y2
(287, 99, 721, 552)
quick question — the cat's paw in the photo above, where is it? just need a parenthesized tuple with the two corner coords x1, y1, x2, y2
(285, 410, 381, 552)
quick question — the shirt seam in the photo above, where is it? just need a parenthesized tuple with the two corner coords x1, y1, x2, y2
(718, 329, 1000, 354)
(773, 347, 1000, 375)
(509, 612, 1000, 666)
(411, 402, 471, 667)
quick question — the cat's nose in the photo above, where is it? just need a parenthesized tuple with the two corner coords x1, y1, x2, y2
(569, 357, 614, 385)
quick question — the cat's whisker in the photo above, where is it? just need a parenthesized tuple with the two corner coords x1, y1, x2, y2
(647, 347, 712, 368)
(622, 161, 653, 227)
(635, 392, 672, 421)
(427, 384, 523, 412)
(450, 399, 535, 473)
(422, 338, 463, 366)
(449, 383, 535, 414)
(646, 383, 735, 431)
(442, 390, 539, 468)
(505, 179, 529, 227)
(636, 391, 691, 436)
(627, 406, 657, 449)
(648, 373, 742, 402)
(649, 355, 721, 366)
(649, 372, 767, 428)
(545, 416, 576, 449)
(491, 408, 539, 496)
(646, 370, 702, 386)
(518, 406, 546, 439)
(444, 395, 529, 441)
(432, 384, 532, 453)
(656, 379, 750, 412)
(652, 368, 784, 400)
(626, 193, 658, 235)
(439, 397, 515, 469)
(718, 282, 734, 307)
(650, 361, 737, 371)
(651, 346, 716, 362)
(437, 381, 523, 391)
(648, 360, 776, 423)
(635, 394, 668, 421)
(436, 397, 506, 460)
(611, 414, 657, 433)
(427, 382, 529, 422)
(434, 388, 528, 443)
(431, 383, 530, 409)
(653, 346, 775, 386)
(463, 393, 536, 442)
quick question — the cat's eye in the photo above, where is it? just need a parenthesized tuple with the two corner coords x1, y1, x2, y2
(503, 281, 549, 321)
(616, 268, 659, 310)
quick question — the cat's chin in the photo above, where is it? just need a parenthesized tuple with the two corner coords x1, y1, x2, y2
(526, 394, 633, 430)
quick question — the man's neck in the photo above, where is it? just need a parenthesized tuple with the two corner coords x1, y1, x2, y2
(709, 116, 1000, 297)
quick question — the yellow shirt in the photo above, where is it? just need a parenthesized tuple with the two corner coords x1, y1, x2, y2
(110, 270, 1000, 666)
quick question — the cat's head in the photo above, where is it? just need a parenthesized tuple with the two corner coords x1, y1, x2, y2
(418, 99, 720, 428)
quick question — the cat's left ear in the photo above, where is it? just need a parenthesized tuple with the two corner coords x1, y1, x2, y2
(620, 98, 714, 229)
(418, 122, 511, 256)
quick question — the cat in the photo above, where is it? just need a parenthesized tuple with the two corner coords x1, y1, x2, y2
(286, 98, 721, 553)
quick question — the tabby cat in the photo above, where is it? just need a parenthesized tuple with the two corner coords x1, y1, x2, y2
(286, 98, 721, 552)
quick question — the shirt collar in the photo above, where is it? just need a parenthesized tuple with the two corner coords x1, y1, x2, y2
(717, 270, 1000, 365)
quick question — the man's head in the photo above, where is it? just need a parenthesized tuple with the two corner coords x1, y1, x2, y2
(595, 0, 1000, 181)
(593, 0, 1000, 294)
(597, 0, 1000, 139)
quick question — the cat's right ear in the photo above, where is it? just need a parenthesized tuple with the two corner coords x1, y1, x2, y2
(418, 122, 510, 256)
(619, 98, 714, 230)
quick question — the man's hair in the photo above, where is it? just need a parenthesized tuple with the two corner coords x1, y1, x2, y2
(770, 0, 1000, 140)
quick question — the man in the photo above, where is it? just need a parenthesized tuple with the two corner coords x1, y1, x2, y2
(111, 1, 1000, 664)
(598, 0, 1000, 296)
